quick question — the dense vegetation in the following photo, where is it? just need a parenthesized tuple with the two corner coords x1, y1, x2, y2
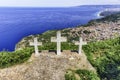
(64, 37, 120, 80)
(0, 48, 33, 68)
(95, 12, 120, 22)
(100, 11, 120, 17)
(65, 69, 100, 80)
(84, 13, 120, 27)
(16, 13, 120, 79)
(83, 37, 120, 80)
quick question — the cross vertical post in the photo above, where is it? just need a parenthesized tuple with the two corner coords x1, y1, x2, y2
(51, 31, 67, 55)
(29, 38, 42, 56)
(75, 37, 87, 55)
(57, 31, 61, 55)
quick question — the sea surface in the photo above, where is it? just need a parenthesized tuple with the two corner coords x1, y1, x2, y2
(0, 5, 120, 51)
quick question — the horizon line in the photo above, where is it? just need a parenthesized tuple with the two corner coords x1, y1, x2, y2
(0, 4, 120, 8)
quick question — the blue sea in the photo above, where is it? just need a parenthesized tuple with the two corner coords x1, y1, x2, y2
(0, 5, 120, 51)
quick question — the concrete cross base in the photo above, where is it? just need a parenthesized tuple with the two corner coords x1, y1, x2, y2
(34, 53, 40, 57)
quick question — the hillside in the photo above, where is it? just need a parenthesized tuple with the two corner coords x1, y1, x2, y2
(90, 12, 120, 23)
(83, 37, 120, 80)
(0, 13, 120, 80)
(0, 38, 119, 80)
(16, 13, 120, 50)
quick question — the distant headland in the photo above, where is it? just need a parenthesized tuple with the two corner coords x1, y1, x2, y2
(98, 8, 120, 17)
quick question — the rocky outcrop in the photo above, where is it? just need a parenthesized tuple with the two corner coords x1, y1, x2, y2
(0, 51, 95, 80)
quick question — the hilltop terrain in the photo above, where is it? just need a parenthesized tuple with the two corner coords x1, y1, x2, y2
(0, 13, 120, 80)
(0, 52, 96, 80)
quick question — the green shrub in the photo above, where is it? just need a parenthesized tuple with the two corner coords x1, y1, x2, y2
(83, 37, 120, 80)
(0, 47, 33, 68)
(65, 70, 76, 80)
(65, 69, 100, 80)
(76, 69, 100, 80)
(37, 42, 77, 50)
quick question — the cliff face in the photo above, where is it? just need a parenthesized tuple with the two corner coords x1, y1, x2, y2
(0, 52, 95, 80)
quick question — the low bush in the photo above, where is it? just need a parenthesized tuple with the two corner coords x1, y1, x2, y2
(0, 48, 33, 68)
(65, 69, 100, 80)
(83, 37, 120, 80)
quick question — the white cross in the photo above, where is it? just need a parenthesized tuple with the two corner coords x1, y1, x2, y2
(51, 31, 67, 55)
(75, 37, 87, 55)
(29, 38, 42, 56)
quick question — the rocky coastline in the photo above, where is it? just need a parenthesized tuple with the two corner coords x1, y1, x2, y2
(0, 12, 120, 80)
(16, 14, 120, 50)
(99, 8, 120, 16)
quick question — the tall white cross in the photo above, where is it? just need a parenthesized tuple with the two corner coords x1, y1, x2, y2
(51, 31, 67, 55)
(75, 37, 87, 55)
(29, 38, 42, 56)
